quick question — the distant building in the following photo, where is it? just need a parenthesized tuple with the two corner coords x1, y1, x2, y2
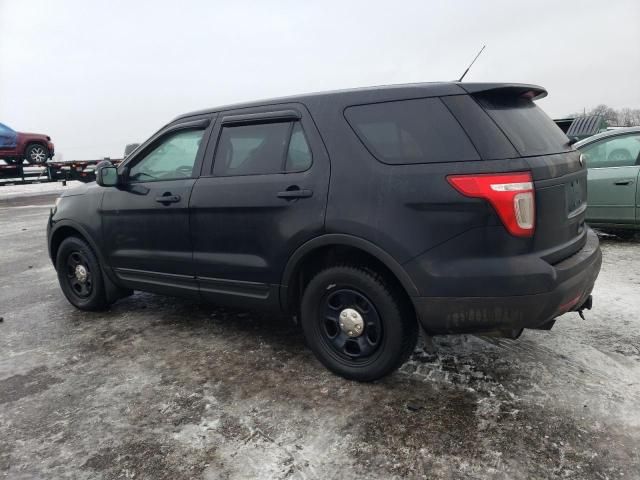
(554, 115, 607, 140)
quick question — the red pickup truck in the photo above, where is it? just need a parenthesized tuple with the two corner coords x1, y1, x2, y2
(0, 122, 55, 164)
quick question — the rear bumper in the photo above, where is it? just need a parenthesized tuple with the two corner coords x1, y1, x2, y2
(412, 228, 602, 334)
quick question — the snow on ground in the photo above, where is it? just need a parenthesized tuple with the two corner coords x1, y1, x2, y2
(0, 180, 82, 201)
(0, 195, 638, 479)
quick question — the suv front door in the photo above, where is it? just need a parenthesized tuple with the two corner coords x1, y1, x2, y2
(101, 116, 213, 296)
(582, 132, 640, 226)
(189, 105, 330, 309)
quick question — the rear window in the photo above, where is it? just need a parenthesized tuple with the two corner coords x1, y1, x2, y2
(474, 93, 571, 157)
(344, 98, 480, 164)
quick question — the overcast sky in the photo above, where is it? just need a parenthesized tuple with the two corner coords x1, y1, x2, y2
(1, 0, 639, 159)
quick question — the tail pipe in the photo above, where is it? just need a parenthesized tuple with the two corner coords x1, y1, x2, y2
(575, 294, 593, 320)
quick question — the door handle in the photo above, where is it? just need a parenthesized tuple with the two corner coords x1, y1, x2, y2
(155, 193, 181, 204)
(277, 187, 313, 199)
(614, 179, 634, 186)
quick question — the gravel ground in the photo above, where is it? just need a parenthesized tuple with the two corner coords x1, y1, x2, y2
(0, 193, 639, 479)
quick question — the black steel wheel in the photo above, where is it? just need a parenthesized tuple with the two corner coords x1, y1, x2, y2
(321, 288, 383, 361)
(301, 265, 417, 382)
(65, 250, 93, 298)
(56, 236, 107, 310)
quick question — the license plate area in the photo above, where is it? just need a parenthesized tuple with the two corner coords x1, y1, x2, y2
(565, 176, 587, 217)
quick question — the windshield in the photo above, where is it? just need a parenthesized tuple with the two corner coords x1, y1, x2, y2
(0, 122, 16, 135)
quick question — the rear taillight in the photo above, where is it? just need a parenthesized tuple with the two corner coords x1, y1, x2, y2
(447, 172, 535, 237)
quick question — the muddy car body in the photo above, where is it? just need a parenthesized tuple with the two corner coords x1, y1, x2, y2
(48, 82, 602, 380)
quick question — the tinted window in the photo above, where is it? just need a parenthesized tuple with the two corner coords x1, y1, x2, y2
(475, 93, 571, 157)
(129, 129, 204, 182)
(441, 95, 518, 160)
(581, 133, 640, 168)
(286, 122, 312, 171)
(344, 98, 480, 164)
(213, 121, 311, 176)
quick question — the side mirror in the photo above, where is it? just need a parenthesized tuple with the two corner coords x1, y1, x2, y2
(96, 164, 119, 187)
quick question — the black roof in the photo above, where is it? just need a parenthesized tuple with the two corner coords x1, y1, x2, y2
(174, 82, 547, 121)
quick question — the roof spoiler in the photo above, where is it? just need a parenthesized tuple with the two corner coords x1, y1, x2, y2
(457, 83, 548, 101)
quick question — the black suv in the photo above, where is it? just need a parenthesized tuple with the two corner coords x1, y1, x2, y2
(48, 82, 602, 381)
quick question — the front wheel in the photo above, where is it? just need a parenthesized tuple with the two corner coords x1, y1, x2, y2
(25, 144, 49, 164)
(300, 265, 418, 382)
(56, 236, 108, 310)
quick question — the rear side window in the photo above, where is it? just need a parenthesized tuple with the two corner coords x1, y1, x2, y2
(474, 93, 571, 157)
(441, 95, 518, 160)
(213, 121, 312, 176)
(344, 98, 480, 164)
(286, 122, 312, 171)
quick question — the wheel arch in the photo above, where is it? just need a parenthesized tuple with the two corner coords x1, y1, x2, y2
(49, 219, 129, 302)
(280, 234, 418, 314)
(49, 220, 104, 269)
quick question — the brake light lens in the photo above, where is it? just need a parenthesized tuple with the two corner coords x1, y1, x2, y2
(447, 172, 535, 237)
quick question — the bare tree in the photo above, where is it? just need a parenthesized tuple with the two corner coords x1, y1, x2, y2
(619, 108, 634, 127)
(628, 109, 640, 126)
(589, 104, 619, 126)
(563, 106, 640, 127)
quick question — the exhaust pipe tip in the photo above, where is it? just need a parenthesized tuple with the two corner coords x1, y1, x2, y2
(575, 294, 593, 320)
(580, 295, 593, 311)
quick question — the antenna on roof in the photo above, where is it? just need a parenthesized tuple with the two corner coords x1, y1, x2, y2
(458, 45, 486, 82)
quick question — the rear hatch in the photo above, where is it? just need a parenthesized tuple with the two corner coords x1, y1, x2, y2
(445, 84, 588, 262)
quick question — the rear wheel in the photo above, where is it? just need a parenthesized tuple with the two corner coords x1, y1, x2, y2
(56, 236, 108, 310)
(300, 265, 417, 381)
(25, 144, 49, 164)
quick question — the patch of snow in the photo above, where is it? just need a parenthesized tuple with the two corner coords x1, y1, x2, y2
(0, 181, 82, 200)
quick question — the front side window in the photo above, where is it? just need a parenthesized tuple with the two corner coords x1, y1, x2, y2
(213, 121, 312, 176)
(581, 134, 640, 168)
(128, 129, 205, 182)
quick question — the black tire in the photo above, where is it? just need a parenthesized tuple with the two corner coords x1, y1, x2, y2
(25, 143, 49, 164)
(56, 236, 108, 311)
(300, 265, 418, 382)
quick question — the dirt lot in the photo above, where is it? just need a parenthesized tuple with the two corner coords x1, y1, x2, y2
(1, 192, 639, 479)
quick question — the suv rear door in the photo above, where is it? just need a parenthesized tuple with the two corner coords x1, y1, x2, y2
(445, 87, 587, 258)
(189, 104, 330, 309)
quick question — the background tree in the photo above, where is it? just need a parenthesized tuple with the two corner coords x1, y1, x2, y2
(563, 106, 640, 127)
(589, 104, 619, 126)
